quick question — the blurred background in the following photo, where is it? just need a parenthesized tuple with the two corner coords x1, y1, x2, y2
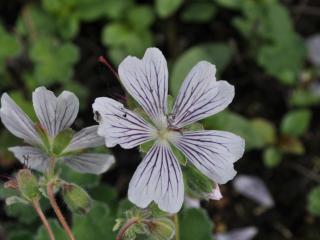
(1, 0, 320, 239)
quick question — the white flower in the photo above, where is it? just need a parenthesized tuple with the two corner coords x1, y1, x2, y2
(214, 226, 258, 240)
(0, 86, 114, 174)
(93, 48, 245, 213)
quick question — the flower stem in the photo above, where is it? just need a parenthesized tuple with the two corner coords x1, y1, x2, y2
(47, 182, 76, 240)
(32, 199, 55, 240)
(173, 214, 180, 240)
(116, 218, 138, 240)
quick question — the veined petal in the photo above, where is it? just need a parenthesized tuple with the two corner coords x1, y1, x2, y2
(0, 93, 42, 145)
(128, 142, 184, 213)
(92, 97, 156, 149)
(169, 61, 234, 128)
(9, 146, 50, 172)
(172, 130, 245, 184)
(32, 87, 79, 138)
(63, 153, 115, 175)
(63, 125, 104, 153)
(118, 48, 168, 128)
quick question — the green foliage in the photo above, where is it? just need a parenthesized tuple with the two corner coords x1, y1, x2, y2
(180, 208, 213, 240)
(29, 37, 79, 85)
(307, 186, 320, 216)
(280, 109, 312, 137)
(233, 0, 306, 85)
(156, 0, 182, 18)
(181, 2, 216, 23)
(263, 147, 282, 168)
(170, 43, 233, 96)
(290, 88, 320, 107)
(36, 220, 68, 240)
(0, 23, 21, 78)
(73, 201, 117, 239)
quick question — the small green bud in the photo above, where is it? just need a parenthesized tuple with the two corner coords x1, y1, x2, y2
(62, 183, 92, 215)
(146, 217, 175, 240)
(52, 128, 74, 155)
(16, 169, 39, 201)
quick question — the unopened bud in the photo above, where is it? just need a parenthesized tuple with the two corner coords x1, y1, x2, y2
(146, 218, 175, 240)
(16, 169, 39, 201)
(62, 183, 92, 215)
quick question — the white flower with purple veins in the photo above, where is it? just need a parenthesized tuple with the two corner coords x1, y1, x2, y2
(93, 48, 245, 213)
(0, 86, 114, 174)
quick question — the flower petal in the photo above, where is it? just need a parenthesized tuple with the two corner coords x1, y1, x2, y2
(63, 125, 104, 153)
(233, 175, 274, 208)
(0, 93, 42, 145)
(92, 97, 156, 149)
(8, 146, 49, 172)
(32, 87, 79, 138)
(214, 226, 258, 240)
(172, 130, 245, 184)
(128, 142, 184, 213)
(169, 61, 234, 128)
(118, 48, 168, 128)
(63, 153, 115, 175)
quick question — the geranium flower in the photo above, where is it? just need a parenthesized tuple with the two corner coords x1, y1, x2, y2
(93, 48, 245, 213)
(0, 87, 114, 174)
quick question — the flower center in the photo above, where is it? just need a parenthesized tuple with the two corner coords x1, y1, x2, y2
(157, 128, 171, 140)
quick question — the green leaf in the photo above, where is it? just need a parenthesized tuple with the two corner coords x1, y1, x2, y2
(127, 6, 155, 30)
(181, 3, 216, 23)
(90, 184, 118, 211)
(251, 118, 276, 145)
(8, 231, 33, 240)
(180, 208, 213, 240)
(156, 0, 183, 18)
(73, 201, 117, 239)
(289, 88, 320, 107)
(170, 43, 233, 96)
(5, 202, 38, 224)
(36, 219, 68, 240)
(215, 0, 241, 9)
(307, 186, 320, 216)
(59, 165, 101, 188)
(279, 136, 305, 155)
(263, 147, 282, 168)
(280, 109, 312, 137)
(204, 111, 263, 150)
(30, 37, 79, 85)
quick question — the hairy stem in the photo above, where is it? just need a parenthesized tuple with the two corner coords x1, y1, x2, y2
(174, 214, 180, 240)
(116, 218, 139, 240)
(47, 182, 76, 240)
(32, 200, 55, 240)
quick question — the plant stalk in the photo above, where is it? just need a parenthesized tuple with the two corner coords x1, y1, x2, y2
(173, 214, 180, 240)
(47, 182, 76, 240)
(116, 218, 139, 240)
(32, 199, 55, 240)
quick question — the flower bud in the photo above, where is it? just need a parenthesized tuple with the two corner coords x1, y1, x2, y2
(16, 169, 39, 201)
(146, 217, 175, 240)
(62, 183, 92, 215)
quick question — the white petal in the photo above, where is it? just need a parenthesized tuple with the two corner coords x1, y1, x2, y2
(306, 34, 320, 66)
(169, 61, 234, 128)
(8, 146, 50, 172)
(63, 153, 115, 174)
(118, 48, 168, 128)
(32, 87, 79, 138)
(128, 142, 184, 213)
(63, 125, 104, 153)
(92, 97, 156, 149)
(233, 175, 274, 208)
(0, 93, 42, 145)
(214, 226, 258, 240)
(184, 196, 200, 208)
(208, 184, 223, 200)
(172, 130, 245, 184)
